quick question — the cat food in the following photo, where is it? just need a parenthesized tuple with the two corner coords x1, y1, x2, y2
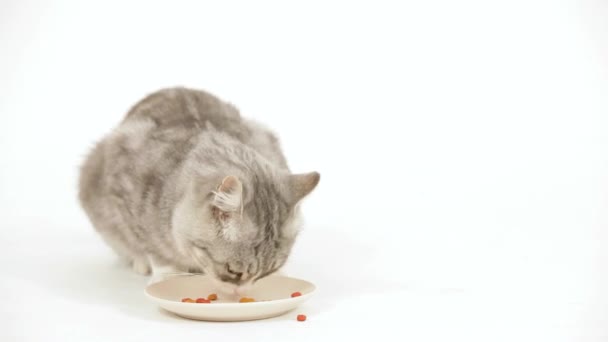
(181, 294, 216, 303)
(182, 291, 303, 304)
(297, 314, 307, 322)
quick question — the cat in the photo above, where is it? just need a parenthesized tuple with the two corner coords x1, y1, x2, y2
(78, 86, 320, 295)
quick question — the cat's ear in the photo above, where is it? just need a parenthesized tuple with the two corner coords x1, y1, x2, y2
(288, 172, 320, 205)
(212, 175, 243, 220)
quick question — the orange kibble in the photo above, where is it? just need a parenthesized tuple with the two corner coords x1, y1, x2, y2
(297, 314, 307, 322)
(291, 292, 302, 298)
(239, 297, 255, 303)
(196, 298, 211, 303)
(207, 293, 218, 301)
(181, 298, 195, 303)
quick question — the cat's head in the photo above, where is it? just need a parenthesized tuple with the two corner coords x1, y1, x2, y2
(173, 170, 320, 295)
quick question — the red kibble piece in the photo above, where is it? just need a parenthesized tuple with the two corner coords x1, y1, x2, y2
(297, 314, 307, 322)
(196, 298, 211, 303)
(207, 293, 218, 301)
(181, 298, 195, 303)
(291, 292, 302, 298)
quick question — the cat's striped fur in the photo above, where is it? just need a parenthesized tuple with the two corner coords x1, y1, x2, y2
(78, 87, 320, 294)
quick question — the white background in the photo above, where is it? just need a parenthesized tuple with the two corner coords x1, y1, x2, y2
(1, 0, 607, 341)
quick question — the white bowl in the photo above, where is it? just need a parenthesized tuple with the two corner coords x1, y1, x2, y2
(144, 274, 316, 321)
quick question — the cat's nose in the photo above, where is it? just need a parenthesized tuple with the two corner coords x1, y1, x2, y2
(219, 271, 251, 285)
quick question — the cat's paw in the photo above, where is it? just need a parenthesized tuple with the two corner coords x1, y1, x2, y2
(132, 258, 151, 275)
(147, 272, 174, 285)
(147, 264, 183, 285)
(274, 268, 287, 277)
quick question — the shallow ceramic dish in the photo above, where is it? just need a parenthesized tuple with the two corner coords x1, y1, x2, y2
(144, 274, 315, 321)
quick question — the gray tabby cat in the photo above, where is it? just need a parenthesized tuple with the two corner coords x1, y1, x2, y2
(78, 87, 320, 295)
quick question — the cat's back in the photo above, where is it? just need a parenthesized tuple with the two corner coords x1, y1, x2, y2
(78, 86, 290, 257)
(123, 87, 288, 168)
(78, 87, 247, 233)
(80, 87, 288, 206)
(124, 87, 242, 133)
(81, 87, 243, 195)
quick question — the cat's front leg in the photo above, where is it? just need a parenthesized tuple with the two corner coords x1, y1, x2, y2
(132, 257, 151, 276)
